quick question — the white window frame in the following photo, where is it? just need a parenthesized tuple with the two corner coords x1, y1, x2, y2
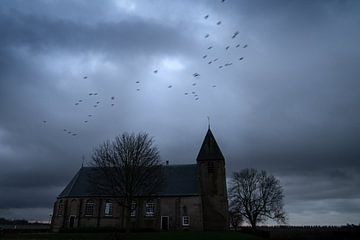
(182, 216, 190, 226)
(145, 201, 155, 217)
(104, 201, 113, 216)
(84, 200, 95, 216)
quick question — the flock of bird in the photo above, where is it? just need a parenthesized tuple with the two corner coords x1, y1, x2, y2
(146, 0, 248, 102)
(42, 0, 249, 137)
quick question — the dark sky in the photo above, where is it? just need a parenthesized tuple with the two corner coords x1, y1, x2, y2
(0, 0, 359, 225)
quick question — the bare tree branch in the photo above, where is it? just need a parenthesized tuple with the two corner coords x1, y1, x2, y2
(229, 168, 286, 229)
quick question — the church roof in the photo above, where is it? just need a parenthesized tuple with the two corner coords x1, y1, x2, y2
(58, 164, 200, 198)
(196, 128, 225, 161)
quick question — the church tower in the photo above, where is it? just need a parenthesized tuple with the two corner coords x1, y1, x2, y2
(197, 128, 229, 231)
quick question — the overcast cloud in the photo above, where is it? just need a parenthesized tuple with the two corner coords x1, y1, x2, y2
(0, 0, 359, 225)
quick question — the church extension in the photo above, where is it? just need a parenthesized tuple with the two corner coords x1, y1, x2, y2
(51, 129, 229, 231)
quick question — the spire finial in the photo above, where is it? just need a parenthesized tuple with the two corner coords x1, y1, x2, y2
(81, 155, 85, 168)
(207, 116, 210, 130)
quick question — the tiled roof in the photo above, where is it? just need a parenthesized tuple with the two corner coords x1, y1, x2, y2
(58, 164, 200, 198)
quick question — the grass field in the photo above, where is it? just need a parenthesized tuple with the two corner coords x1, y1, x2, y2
(1, 231, 264, 240)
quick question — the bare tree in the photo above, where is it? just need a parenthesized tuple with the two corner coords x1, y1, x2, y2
(229, 168, 286, 229)
(91, 132, 164, 233)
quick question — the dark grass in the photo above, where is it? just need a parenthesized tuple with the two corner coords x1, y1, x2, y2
(1, 231, 264, 240)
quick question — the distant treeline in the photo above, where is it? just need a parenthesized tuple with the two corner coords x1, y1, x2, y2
(0, 218, 47, 225)
(0, 218, 28, 225)
(257, 224, 360, 230)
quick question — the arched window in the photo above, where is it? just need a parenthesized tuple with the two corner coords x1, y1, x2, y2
(57, 200, 64, 216)
(84, 200, 95, 216)
(104, 201, 113, 216)
(130, 201, 136, 217)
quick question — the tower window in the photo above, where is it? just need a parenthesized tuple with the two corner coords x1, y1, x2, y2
(207, 161, 215, 173)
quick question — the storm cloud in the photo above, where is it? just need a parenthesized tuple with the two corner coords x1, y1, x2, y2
(0, 0, 359, 225)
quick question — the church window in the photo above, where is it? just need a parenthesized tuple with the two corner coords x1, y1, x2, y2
(104, 201, 113, 216)
(130, 201, 137, 217)
(182, 206, 188, 215)
(145, 200, 155, 217)
(57, 201, 64, 216)
(182, 216, 190, 226)
(84, 200, 95, 216)
(208, 161, 215, 173)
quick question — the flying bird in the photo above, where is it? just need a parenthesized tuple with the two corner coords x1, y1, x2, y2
(217, 21, 222, 25)
(192, 83, 196, 86)
(204, 34, 210, 38)
(204, 14, 209, 19)
(72, 133, 77, 136)
(192, 91, 196, 94)
(221, 0, 226, 2)
(232, 31, 239, 39)
(42, 120, 47, 123)
(68, 131, 72, 134)
(137, 89, 140, 91)
(63, 129, 67, 131)
(195, 98, 199, 100)
(75, 103, 79, 105)
(243, 44, 248, 48)
(225, 63, 233, 66)
(208, 46, 213, 50)
(213, 58, 218, 62)
(219, 65, 223, 69)
(89, 93, 93, 96)
(203, 55, 207, 59)
(96, 101, 100, 104)
(94, 93, 98, 95)
(136, 81, 140, 83)
(193, 73, 200, 77)
(93, 105, 97, 107)
(111, 96, 115, 100)
(212, 85, 217, 88)
(83, 76, 88, 79)
(88, 115, 92, 117)
(236, 44, 240, 48)
(184, 92, 188, 95)
(153, 70, 158, 74)
(111, 104, 115, 107)
(239, 57, 244, 60)
(225, 46, 230, 50)
(208, 61, 212, 64)
(168, 85, 172, 88)
(84, 120, 88, 123)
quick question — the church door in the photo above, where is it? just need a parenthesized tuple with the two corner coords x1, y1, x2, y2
(69, 216, 75, 229)
(161, 216, 169, 231)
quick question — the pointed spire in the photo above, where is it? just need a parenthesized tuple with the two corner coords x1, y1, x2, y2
(207, 116, 210, 130)
(196, 129, 225, 161)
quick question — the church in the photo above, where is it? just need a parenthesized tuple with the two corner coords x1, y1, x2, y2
(51, 128, 229, 232)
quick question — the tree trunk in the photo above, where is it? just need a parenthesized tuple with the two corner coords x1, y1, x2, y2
(250, 218, 257, 230)
(125, 199, 132, 234)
